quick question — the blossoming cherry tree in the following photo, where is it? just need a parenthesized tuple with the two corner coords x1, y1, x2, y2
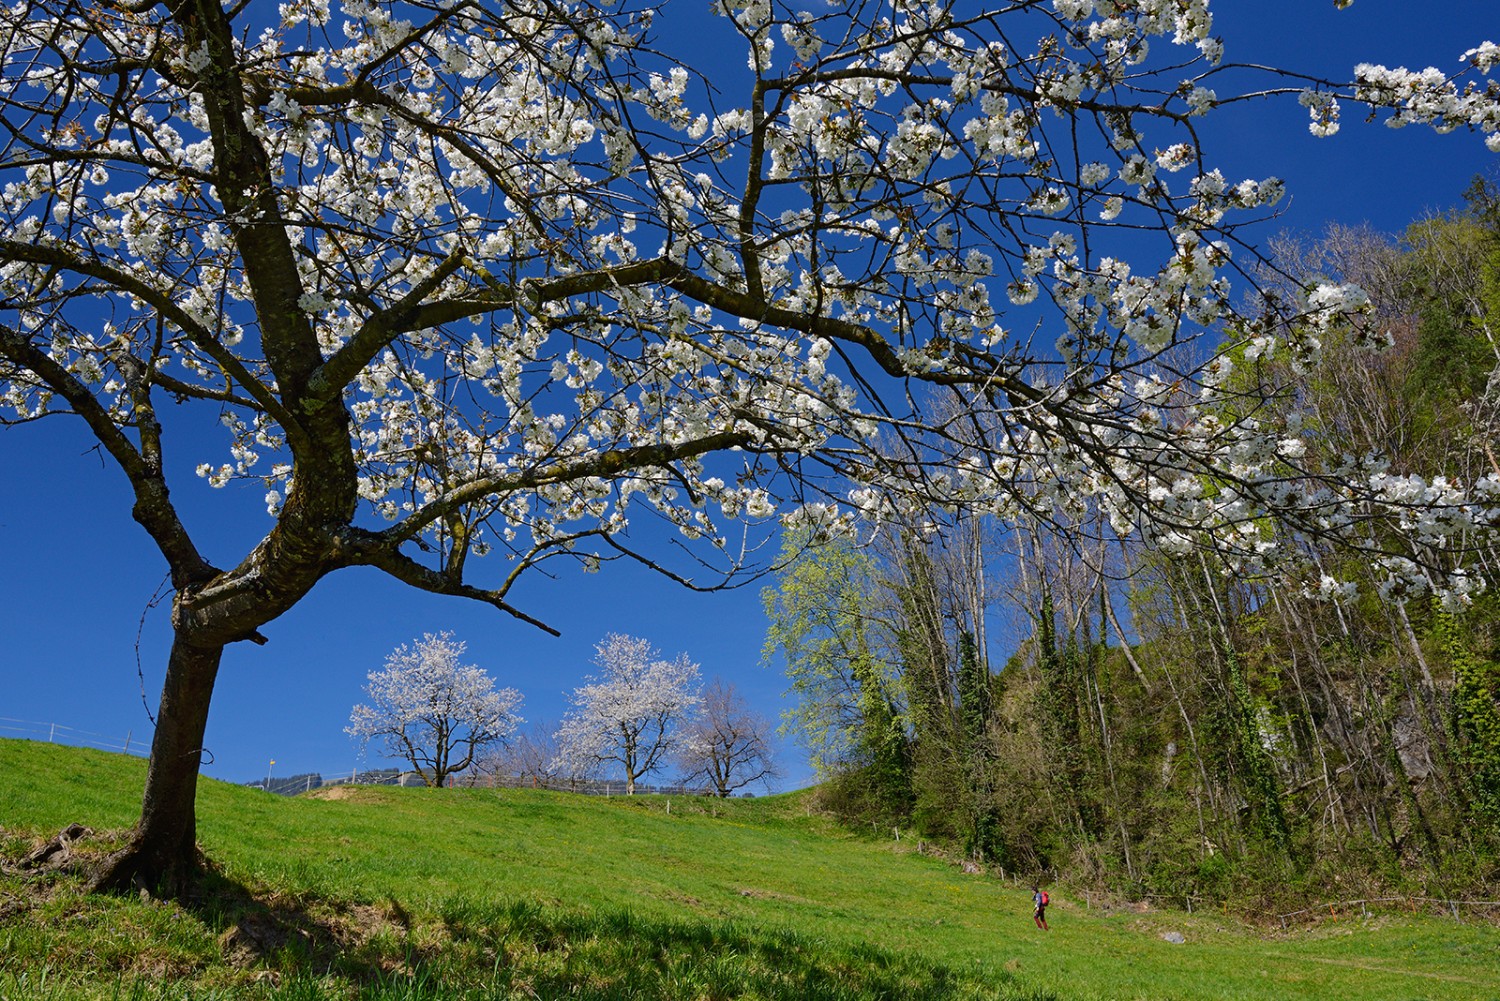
(1, 0, 1496, 893)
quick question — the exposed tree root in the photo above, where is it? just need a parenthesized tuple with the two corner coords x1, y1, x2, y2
(5, 827, 390, 980)
(5, 822, 210, 903)
(21, 822, 92, 871)
(84, 834, 207, 901)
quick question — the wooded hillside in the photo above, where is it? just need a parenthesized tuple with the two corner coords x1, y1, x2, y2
(766, 181, 1500, 908)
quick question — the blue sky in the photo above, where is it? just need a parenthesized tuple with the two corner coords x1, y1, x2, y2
(2, 0, 1497, 794)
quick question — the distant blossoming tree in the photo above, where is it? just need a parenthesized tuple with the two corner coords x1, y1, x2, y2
(677, 678, 778, 798)
(554, 634, 701, 794)
(1, 0, 1496, 894)
(347, 632, 522, 788)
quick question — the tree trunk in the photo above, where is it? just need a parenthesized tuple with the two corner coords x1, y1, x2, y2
(90, 635, 224, 898)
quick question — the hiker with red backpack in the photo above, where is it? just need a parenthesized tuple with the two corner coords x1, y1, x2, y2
(1032, 886, 1050, 930)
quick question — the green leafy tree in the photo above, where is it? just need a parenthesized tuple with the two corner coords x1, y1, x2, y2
(762, 530, 909, 814)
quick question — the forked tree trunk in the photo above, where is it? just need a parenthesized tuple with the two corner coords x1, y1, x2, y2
(90, 635, 224, 898)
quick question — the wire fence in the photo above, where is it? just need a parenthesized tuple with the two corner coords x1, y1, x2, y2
(1273, 895, 1500, 928)
(0, 717, 148, 757)
(1081, 889, 1500, 926)
(1059, 889, 1500, 927)
(249, 768, 757, 798)
(1, 719, 771, 799)
(459, 772, 749, 798)
(0, 718, 394, 792)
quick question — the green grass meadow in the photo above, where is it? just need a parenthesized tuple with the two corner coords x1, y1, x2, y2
(1, 739, 1496, 1000)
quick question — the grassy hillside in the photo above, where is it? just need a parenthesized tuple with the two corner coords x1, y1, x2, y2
(1, 739, 1496, 1000)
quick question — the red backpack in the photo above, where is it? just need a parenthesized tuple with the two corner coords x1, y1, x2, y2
(1040, 891, 1049, 906)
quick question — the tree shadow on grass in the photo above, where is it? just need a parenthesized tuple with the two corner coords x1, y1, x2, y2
(437, 897, 1066, 1001)
(191, 866, 408, 984)
(5, 826, 399, 989)
(9, 828, 1061, 1000)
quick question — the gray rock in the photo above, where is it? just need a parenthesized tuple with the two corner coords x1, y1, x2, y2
(1161, 931, 1186, 944)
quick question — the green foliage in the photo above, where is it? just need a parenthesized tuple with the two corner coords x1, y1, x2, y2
(1436, 607, 1500, 828)
(753, 183, 1500, 921)
(889, 538, 961, 836)
(1405, 298, 1494, 412)
(893, 539, 951, 743)
(1396, 179, 1500, 464)
(1035, 593, 1102, 841)
(853, 649, 916, 820)
(908, 738, 964, 842)
(761, 529, 905, 781)
(958, 632, 990, 751)
(1223, 648, 1292, 855)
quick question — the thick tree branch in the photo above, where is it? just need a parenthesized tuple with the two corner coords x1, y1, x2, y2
(149, 370, 262, 409)
(303, 246, 469, 410)
(661, 269, 1038, 400)
(384, 428, 757, 546)
(502, 253, 1037, 401)
(166, 0, 325, 411)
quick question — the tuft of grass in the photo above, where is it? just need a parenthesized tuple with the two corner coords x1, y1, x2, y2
(2, 739, 1497, 1000)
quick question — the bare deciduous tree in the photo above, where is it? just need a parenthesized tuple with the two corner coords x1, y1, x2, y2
(677, 679, 778, 798)
(476, 723, 566, 789)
